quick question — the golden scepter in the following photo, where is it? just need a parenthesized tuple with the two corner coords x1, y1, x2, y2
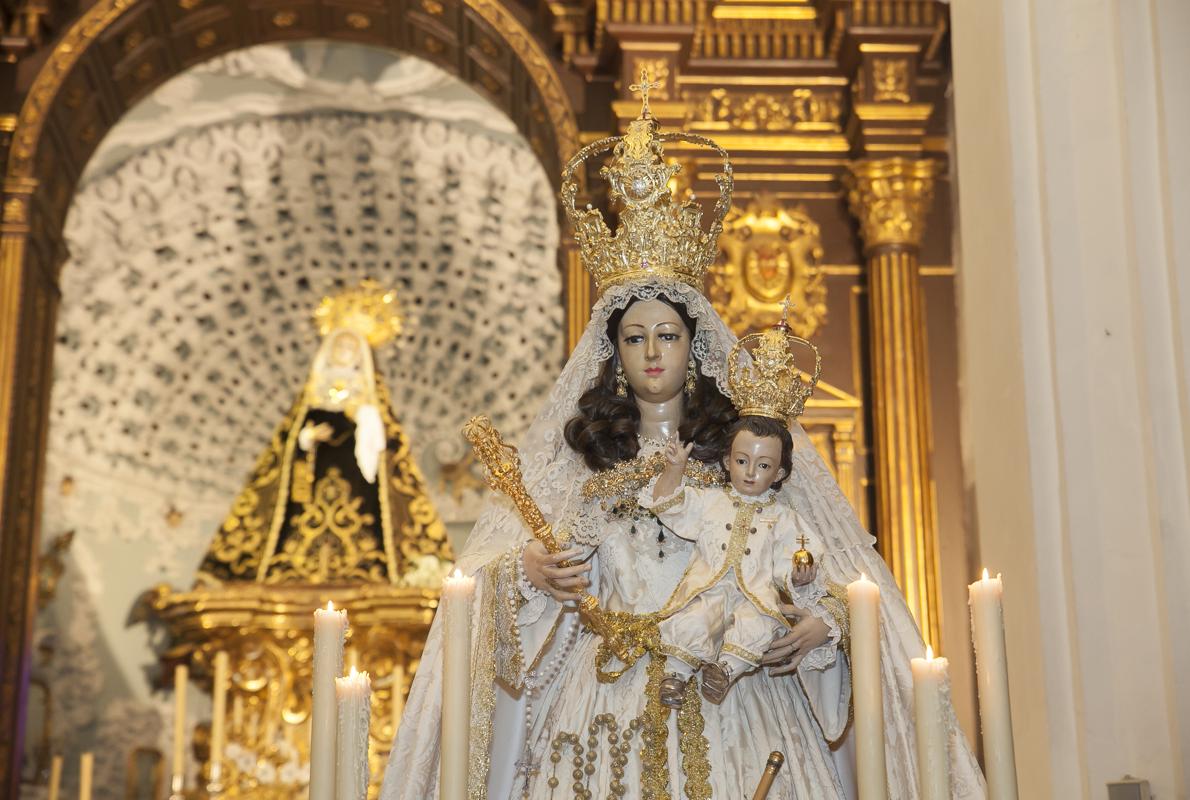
(462, 415, 658, 667)
(462, 417, 605, 614)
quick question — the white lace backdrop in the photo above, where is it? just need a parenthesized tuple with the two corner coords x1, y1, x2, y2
(27, 42, 560, 799)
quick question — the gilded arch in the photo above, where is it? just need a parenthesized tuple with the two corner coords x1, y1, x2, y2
(0, 0, 579, 788)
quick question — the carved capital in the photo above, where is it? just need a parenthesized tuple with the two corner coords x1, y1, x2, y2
(845, 158, 939, 253)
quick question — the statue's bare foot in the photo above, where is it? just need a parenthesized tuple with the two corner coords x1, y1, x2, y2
(659, 675, 687, 708)
(700, 662, 732, 705)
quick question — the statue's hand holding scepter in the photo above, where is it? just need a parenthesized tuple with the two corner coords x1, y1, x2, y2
(462, 417, 606, 624)
(463, 415, 664, 671)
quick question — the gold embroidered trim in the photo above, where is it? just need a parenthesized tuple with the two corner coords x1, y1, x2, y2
(721, 641, 764, 666)
(640, 654, 672, 800)
(493, 549, 527, 689)
(649, 488, 686, 515)
(822, 580, 851, 664)
(677, 680, 711, 800)
(468, 565, 500, 800)
(581, 452, 723, 503)
(660, 642, 703, 669)
(659, 493, 783, 620)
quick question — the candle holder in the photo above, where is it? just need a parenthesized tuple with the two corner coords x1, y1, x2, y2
(138, 582, 435, 799)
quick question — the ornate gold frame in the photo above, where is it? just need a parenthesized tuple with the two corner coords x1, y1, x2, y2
(0, 1, 580, 789)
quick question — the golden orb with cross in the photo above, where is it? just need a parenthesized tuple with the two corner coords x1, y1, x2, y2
(793, 534, 815, 570)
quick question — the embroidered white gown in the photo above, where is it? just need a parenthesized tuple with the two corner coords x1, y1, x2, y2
(499, 439, 851, 800)
(380, 279, 986, 800)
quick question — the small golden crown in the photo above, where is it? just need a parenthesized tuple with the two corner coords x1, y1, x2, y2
(313, 278, 404, 346)
(560, 70, 733, 294)
(728, 300, 822, 424)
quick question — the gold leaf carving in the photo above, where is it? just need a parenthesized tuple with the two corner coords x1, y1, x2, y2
(687, 88, 842, 132)
(845, 158, 938, 252)
(872, 57, 911, 103)
(709, 197, 826, 338)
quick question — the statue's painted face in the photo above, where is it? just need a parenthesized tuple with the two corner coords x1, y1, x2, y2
(616, 299, 691, 403)
(329, 332, 362, 368)
(723, 429, 787, 496)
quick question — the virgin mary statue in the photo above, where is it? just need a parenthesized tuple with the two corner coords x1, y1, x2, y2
(382, 87, 985, 799)
(195, 281, 451, 586)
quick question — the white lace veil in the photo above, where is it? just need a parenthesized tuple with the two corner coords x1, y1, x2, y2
(388, 275, 985, 799)
(459, 277, 734, 570)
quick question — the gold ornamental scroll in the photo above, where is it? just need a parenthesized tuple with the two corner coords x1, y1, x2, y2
(462, 416, 659, 669)
(845, 157, 943, 650)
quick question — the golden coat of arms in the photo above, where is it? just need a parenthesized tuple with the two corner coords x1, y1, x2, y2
(708, 197, 826, 338)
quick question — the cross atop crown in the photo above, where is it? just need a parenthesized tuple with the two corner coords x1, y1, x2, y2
(779, 296, 796, 325)
(629, 68, 664, 119)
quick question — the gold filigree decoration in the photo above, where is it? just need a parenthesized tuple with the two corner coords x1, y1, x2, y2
(845, 158, 939, 252)
(676, 679, 711, 800)
(197, 375, 450, 586)
(581, 451, 724, 504)
(710, 196, 826, 338)
(561, 70, 733, 294)
(265, 467, 386, 583)
(872, 57, 911, 103)
(639, 655, 672, 800)
(728, 313, 821, 425)
(686, 88, 843, 132)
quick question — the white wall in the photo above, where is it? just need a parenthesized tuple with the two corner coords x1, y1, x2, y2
(950, 1, 1190, 798)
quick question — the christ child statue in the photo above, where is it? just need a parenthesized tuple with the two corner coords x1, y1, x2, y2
(642, 419, 824, 706)
(641, 313, 825, 706)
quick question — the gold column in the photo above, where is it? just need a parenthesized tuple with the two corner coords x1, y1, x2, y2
(845, 157, 942, 649)
(565, 242, 591, 354)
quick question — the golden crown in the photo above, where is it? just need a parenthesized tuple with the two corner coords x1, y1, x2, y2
(313, 278, 404, 346)
(560, 70, 733, 294)
(728, 301, 822, 424)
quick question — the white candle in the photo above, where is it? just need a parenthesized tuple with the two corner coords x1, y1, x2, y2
(969, 569, 1019, 800)
(911, 645, 951, 800)
(440, 569, 475, 800)
(172, 664, 188, 795)
(335, 666, 373, 800)
(390, 663, 407, 737)
(210, 651, 230, 787)
(311, 601, 348, 800)
(78, 752, 93, 800)
(847, 573, 887, 800)
(47, 754, 62, 800)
